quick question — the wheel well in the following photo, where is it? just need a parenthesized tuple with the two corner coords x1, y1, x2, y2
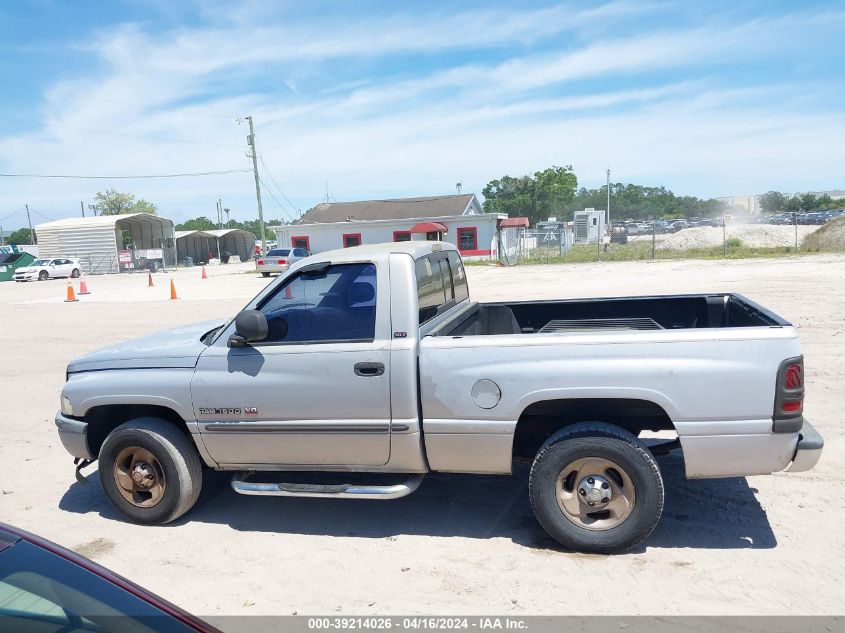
(512, 398, 676, 461)
(84, 404, 191, 457)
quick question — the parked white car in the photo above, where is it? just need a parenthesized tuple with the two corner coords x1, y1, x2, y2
(255, 248, 309, 277)
(14, 257, 82, 282)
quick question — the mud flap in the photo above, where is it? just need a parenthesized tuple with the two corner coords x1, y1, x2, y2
(74, 457, 94, 484)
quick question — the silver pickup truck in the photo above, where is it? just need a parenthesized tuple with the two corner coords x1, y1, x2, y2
(56, 241, 823, 553)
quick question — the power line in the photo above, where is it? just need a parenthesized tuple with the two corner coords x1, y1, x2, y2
(0, 169, 251, 179)
(0, 79, 236, 121)
(0, 115, 244, 148)
(257, 175, 296, 222)
(256, 150, 299, 216)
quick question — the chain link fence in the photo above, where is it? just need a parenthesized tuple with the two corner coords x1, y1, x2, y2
(496, 213, 845, 266)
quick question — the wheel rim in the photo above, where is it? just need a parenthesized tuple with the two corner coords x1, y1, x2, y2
(113, 446, 166, 508)
(39, 271, 48, 280)
(555, 457, 636, 531)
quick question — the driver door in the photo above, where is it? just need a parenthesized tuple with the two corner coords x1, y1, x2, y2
(191, 261, 391, 467)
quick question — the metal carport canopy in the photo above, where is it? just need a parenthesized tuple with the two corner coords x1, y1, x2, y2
(33, 213, 175, 274)
(175, 230, 221, 264)
(206, 229, 255, 262)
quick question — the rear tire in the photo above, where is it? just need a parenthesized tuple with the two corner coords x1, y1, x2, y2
(99, 418, 203, 525)
(529, 422, 663, 554)
(261, 272, 270, 277)
(71, 268, 81, 278)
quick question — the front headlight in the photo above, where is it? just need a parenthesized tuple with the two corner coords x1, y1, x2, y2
(61, 396, 73, 416)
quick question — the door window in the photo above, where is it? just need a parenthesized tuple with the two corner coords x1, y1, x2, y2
(258, 263, 376, 343)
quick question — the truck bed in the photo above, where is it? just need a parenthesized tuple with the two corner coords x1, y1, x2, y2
(431, 293, 789, 337)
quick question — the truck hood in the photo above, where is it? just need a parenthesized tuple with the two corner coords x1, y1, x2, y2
(67, 319, 227, 373)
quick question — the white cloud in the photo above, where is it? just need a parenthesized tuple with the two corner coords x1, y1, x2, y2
(1, 2, 843, 227)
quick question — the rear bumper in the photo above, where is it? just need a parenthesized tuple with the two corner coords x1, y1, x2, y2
(786, 419, 824, 472)
(55, 412, 94, 460)
(256, 264, 289, 274)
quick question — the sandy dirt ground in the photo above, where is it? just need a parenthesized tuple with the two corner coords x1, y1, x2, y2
(0, 255, 842, 617)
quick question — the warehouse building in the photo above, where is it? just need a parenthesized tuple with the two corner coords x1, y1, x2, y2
(34, 214, 176, 274)
(274, 194, 519, 260)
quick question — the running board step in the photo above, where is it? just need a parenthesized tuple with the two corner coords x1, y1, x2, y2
(230, 472, 424, 500)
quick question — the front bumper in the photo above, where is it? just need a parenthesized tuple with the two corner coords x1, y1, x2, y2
(55, 412, 94, 460)
(786, 419, 823, 472)
(14, 273, 36, 281)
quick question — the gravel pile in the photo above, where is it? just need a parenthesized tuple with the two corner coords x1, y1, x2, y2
(803, 218, 845, 251)
(655, 225, 817, 250)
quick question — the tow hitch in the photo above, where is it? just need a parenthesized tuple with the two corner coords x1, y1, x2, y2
(74, 457, 95, 484)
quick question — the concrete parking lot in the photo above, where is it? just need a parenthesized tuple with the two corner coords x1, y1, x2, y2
(0, 255, 842, 616)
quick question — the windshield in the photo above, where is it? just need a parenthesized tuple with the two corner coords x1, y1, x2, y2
(33, 259, 50, 266)
(267, 249, 290, 257)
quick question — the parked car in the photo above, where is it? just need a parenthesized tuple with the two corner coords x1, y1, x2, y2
(55, 241, 823, 554)
(668, 220, 688, 232)
(255, 247, 309, 277)
(610, 225, 629, 244)
(14, 257, 81, 282)
(0, 522, 218, 632)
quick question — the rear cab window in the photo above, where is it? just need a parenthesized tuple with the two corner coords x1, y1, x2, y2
(415, 250, 469, 325)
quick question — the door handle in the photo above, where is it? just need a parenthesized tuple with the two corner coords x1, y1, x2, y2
(354, 362, 385, 377)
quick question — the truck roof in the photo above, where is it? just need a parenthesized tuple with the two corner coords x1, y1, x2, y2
(304, 240, 458, 264)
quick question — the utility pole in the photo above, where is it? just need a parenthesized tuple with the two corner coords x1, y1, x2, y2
(25, 204, 35, 244)
(606, 168, 611, 226)
(246, 115, 266, 255)
(80, 200, 85, 218)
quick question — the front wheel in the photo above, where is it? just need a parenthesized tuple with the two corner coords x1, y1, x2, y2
(529, 423, 664, 554)
(99, 418, 203, 525)
(38, 270, 49, 281)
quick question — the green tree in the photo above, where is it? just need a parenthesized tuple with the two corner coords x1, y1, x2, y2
(799, 193, 818, 212)
(175, 216, 216, 231)
(94, 189, 157, 215)
(7, 227, 33, 245)
(482, 165, 577, 225)
(566, 183, 723, 221)
(784, 196, 802, 213)
(759, 191, 786, 214)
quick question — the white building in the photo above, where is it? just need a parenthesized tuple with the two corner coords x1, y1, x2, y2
(274, 194, 522, 261)
(717, 195, 761, 216)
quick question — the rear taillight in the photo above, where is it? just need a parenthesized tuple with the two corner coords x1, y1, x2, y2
(784, 363, 802, 389)
(256, 259, 264, 265)
(277, 259, 287, 265)
(773, 356, 804, 432)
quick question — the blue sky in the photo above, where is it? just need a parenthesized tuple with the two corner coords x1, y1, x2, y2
(1, 0, 843, 227)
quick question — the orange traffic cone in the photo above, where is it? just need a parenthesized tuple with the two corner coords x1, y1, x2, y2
(64, 279, 78, 302)
(78, 274, 91, 295)
(201, 265, 208, 280)
(169, 278, 178, 300)
(147, 271, 154, 287)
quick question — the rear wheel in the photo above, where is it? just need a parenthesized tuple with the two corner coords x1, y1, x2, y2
(261, 272, 270, 277)
(38, 270, 49, 281)
(529, 423, 663, 554)
(71, 268, 80, 278)
(99, 418, 203, 525)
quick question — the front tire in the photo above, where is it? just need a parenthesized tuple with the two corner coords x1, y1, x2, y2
(529, 423, 664, 554)
(99, 418, 203, 525)
(38, 270, 49, 281)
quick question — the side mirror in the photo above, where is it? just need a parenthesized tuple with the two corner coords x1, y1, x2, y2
(228, 310, 268, 348)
